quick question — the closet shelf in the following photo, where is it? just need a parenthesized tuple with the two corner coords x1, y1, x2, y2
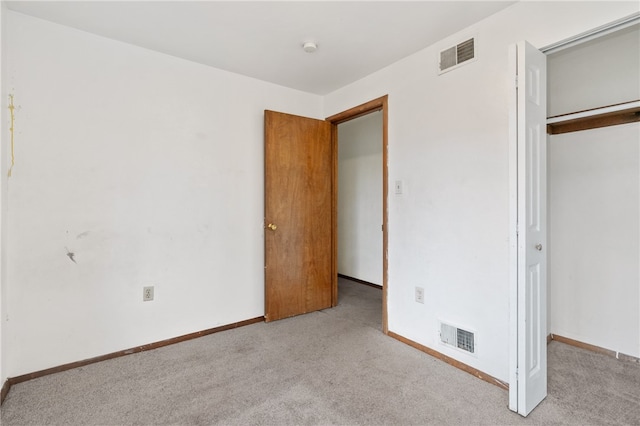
(547, 100, 640, 135)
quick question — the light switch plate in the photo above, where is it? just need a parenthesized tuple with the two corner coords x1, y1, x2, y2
(395, 180, 403, 195)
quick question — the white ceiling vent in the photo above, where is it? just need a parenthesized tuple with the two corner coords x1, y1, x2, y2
(440, 322, 476, 355)
(439, 37, 475, 74)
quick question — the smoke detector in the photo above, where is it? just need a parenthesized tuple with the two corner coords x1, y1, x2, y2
(303, 41, 317, 53)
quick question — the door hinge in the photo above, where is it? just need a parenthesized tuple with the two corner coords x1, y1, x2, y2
(515, 76, 519, 88)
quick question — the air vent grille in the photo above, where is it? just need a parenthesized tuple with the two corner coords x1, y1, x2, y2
(439, 38, 475, 73)
(440, 46, 457, 71)
(456, 38, 475, 63)
(457, 328, 475, 353)
(440, 322, 475, 354)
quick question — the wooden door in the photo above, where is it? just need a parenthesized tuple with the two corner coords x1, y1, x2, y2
(264, 110, 334, 322)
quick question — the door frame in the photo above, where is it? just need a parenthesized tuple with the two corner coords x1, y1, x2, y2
(326, 95, 389, 334)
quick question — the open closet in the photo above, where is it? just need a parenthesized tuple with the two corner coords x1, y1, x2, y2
(546, 22, 640, 359)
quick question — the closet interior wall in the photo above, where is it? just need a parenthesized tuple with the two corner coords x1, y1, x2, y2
(547, 23, 640, 358)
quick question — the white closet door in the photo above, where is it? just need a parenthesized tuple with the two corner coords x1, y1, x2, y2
(509, 40, 548, 417)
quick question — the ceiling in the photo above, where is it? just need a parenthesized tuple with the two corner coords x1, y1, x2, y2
(5, 1, 517, 95)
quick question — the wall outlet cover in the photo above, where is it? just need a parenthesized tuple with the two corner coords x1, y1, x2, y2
(143, 286, 154, 301)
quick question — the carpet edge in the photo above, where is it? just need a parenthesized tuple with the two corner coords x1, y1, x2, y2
(0, 316, 265, 405)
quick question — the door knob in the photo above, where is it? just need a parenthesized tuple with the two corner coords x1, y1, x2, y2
(267, 223, 277, 231)
(535, 243, 542, 251)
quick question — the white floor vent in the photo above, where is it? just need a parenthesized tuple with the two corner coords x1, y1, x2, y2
(439, 37, 475, 74)
(440, 322, 475, 354)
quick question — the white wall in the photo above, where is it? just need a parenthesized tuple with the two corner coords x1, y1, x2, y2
(3, 11, 322, 377)
(337, 111, 383, 285)
(324, 1, 639, 380)
(549, 123, 639, 357)
(548, 24, 639, 117)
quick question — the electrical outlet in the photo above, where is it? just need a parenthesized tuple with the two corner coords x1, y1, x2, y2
(415, 287, 424, 304)
(143, 286, 154, 302)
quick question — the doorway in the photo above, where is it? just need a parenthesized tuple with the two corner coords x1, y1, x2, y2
(327, 96, 389, 333)
(334, 110, 383, 328)
(336, 111, 382, 286)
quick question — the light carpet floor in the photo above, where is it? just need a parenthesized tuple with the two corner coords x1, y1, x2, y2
(2, 277, 639, 425)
